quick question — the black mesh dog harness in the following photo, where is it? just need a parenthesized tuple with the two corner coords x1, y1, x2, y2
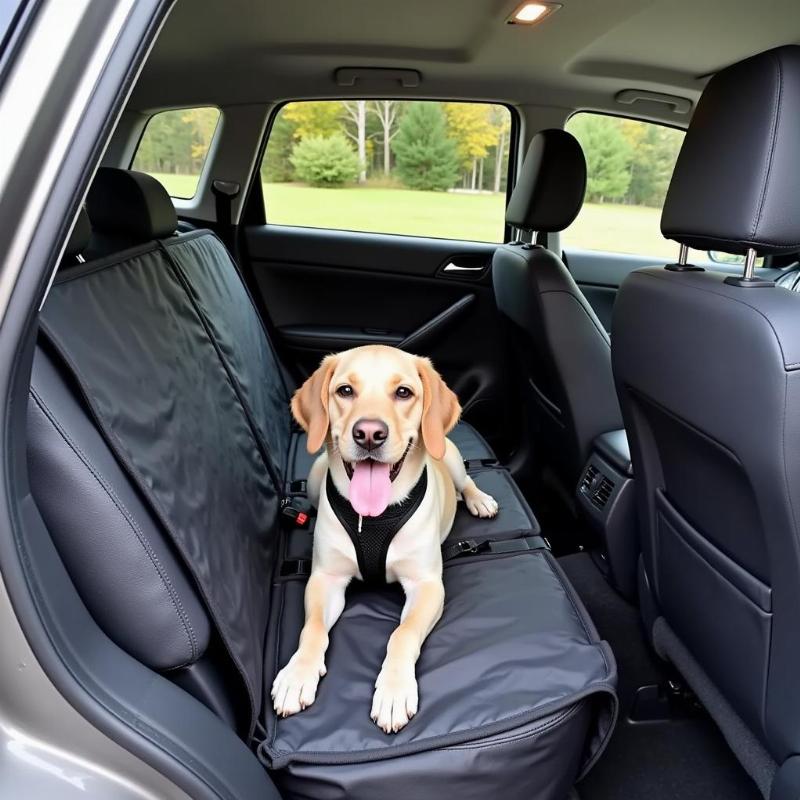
(325, 468, 429, 585)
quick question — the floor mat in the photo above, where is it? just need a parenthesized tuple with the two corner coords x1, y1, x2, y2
(558, 553, 762, 800)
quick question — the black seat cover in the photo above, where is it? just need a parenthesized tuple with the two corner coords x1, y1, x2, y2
(492, 129, 622, 491)
(30, 168, 617, 800)
(613, 45, 800, 796)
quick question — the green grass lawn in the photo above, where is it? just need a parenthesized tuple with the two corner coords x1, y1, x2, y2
(151, 173, 678, 260)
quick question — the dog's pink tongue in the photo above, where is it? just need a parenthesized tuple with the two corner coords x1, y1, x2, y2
(349, 460, 392, 517)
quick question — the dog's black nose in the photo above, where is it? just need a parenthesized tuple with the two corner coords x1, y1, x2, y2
(352, 418, 388, 451)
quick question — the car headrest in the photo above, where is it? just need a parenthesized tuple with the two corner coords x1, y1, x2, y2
(662, 45, 800, 255)
(87, 167, 178, 243)
(63, 206, 91, 261)
(505, 129, 586, 233)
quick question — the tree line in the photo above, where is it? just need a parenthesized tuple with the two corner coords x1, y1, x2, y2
(262, 100, 512, 192)
(132, 104, 684, 208)
(133, 107, 220, 176)
(568, 113, 683, 207)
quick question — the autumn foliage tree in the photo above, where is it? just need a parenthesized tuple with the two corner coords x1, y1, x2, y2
(444, 103, 498, 190)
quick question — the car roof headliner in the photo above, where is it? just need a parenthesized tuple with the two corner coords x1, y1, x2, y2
(132, 0, 800, 125)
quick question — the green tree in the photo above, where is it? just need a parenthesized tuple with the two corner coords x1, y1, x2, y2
(621, 120, 682, 206)
(392, 102, 460, 191)
(569, 114, 632, 202)
(290, 133, 361, 187)
(132, 107, 220, 176)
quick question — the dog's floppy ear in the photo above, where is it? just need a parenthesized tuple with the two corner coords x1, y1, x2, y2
(416, 357, 461, 460)
(291, 354, 338, 453)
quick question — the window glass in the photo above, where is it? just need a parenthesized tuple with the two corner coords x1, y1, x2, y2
(260, 100, 513, 242)
(131, 107, 221, 199)
(564, 113, 686, 260)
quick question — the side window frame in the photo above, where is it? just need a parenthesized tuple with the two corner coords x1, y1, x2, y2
(244, 98, 520, 244)
(562, 110, 688, 261)
(129, 105, 222, 200)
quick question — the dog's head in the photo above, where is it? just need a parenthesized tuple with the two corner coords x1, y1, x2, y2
(291, 345, 460, 516)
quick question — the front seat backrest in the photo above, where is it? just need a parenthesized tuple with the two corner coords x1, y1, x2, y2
(492, 129, 622, 491)
(613, 44, 800, 789)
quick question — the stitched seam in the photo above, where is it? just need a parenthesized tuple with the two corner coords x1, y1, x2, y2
(751, 52, 782, 239)
(443, 702, 581, 751)
(30, 387, 198, 666)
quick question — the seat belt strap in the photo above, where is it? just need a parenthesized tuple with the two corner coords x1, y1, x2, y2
(211, 179, 241, 255)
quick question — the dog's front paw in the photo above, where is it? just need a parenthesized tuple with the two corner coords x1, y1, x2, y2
(371, 666, 418, 733)
(464, 486, 499, 518)
(271, 653, 326, 717)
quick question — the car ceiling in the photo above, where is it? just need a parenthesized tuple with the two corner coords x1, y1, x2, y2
(133, 0, 799, 124)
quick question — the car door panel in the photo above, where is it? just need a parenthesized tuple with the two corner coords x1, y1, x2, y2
(244, 225, 511, 452)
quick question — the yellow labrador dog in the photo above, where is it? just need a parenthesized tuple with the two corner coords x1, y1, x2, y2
(272, 345, 498, 733)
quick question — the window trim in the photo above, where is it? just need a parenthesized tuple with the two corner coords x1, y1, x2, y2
(244, 98, 520, 244)
(129, 104, 222, 200)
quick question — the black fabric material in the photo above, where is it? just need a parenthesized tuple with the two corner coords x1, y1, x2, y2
(492, 243, 622, 488)
(326, 468, 428, 585)
(64, 207, 91, 260)
(505, 129, 586, 232)
(262, 549, 617, 799)
(87, 167, 178, 243)
(39, 240, 280, 734)
(162, 231, 291, 483)
(27, 346, 212, 672)
(662, 45, 800, 254)
(613, 265, 800, 765)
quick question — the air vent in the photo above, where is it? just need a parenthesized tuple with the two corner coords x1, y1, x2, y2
(580, 464, 598, 493)
(580, 464, 615, 510)
(593, 476, 615, 509)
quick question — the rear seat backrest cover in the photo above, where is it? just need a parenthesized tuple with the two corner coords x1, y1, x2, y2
(39, 233, 285, 732)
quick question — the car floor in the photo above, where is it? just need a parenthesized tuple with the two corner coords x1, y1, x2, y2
(557, 552, 762, 800)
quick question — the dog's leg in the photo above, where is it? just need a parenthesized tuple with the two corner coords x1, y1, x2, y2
(272, 570, 349, 717)
(371, 577, 445, 733)
(442, 438, 498, 518)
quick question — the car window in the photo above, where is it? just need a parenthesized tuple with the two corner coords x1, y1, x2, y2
(260, 100, 513, 242)
(563, 112, 689, 260)
(131, 107, 221, 199)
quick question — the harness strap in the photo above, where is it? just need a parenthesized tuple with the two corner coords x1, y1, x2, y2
(326, 469, 428, 585)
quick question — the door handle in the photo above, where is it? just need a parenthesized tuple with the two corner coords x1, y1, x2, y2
(443, 262, 485, 273)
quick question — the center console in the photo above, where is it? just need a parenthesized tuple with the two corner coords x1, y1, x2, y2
(576, 429, 637, 599)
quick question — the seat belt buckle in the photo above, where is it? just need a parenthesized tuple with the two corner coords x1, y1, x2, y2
(454, 539, 489, 556)
(281, 503, 311, 529)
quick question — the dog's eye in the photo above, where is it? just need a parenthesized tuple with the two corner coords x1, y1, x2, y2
(336, 384, 354, 398)
(395, 386, 413, 400)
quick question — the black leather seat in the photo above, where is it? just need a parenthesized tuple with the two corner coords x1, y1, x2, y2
(613, 45, 800, 799)
(492, 129, 622, 494)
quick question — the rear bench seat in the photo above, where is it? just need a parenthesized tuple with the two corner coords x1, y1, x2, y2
(28, 169, 617, 800)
